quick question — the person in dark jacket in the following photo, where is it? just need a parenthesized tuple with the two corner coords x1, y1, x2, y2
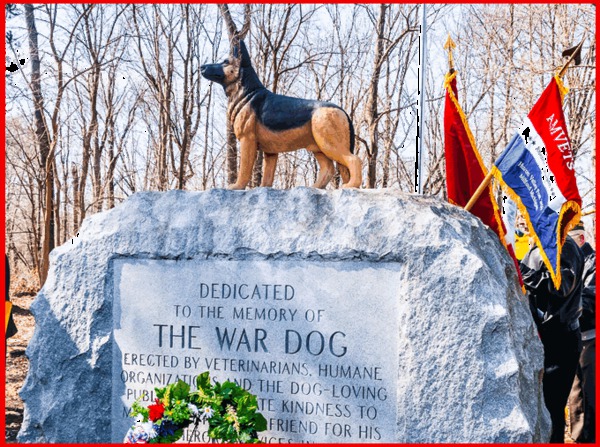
(520, 235, 584, 443)
(566, 222, 595, 443)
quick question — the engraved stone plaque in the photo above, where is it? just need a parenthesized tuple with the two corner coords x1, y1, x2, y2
(111, 259, 400, 443)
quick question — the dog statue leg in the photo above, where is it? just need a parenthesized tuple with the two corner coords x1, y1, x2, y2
(338, 163, 350, 184)
(228, 136, 257, 190)
(312, 108, 362, 188)
(260, 152, 278, 187)
(339, 154, 362, 188)
(313, 146, 362, 189)
(312, 152, 335, 189)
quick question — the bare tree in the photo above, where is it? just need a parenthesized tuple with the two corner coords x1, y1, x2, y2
(218, 4, 251, 186)
(71, 4, 134, 219)
(359, 4, 420, 188)
(131, 4, 184, 190)
(23, 4, 53, 285)
(22, 4, 87, 284)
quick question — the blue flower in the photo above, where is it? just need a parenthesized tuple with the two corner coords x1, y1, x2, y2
(157, 419, 180, 437)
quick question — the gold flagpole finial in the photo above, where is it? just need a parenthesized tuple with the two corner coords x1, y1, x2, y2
(558, 34, 586, 78)
(444, 34, 457, 73)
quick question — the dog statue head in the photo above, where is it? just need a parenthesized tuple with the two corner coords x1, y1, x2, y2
(200, 40, 255, 90)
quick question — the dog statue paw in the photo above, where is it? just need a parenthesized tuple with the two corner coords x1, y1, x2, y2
(227, 182, 247, 191)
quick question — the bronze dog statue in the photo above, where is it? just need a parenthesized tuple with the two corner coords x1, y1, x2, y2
(200, 40, 362, 189)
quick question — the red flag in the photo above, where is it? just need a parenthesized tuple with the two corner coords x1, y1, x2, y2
(444, 71, 524, 288)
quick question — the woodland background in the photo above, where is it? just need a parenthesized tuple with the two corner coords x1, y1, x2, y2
(4, 3, 596, 292)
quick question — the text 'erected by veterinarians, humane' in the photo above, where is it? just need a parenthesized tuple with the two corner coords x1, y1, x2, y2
(111, 259, 400, 443)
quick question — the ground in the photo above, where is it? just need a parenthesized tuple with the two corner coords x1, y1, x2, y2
(5, 287, 35, 443)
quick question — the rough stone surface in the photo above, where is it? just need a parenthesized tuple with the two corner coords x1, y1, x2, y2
(18, 188, 550, 443)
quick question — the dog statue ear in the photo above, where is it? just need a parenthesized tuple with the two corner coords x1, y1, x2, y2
(232, 39, 252, 68)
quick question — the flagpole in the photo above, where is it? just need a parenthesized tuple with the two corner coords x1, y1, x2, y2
(416, 4, 427, 194)
(464, 170, 494, 211)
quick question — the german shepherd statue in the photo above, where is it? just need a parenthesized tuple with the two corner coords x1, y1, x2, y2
(201, 40, 362, 189)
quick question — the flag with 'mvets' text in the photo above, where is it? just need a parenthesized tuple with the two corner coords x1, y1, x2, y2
(492, 75, 581, 289)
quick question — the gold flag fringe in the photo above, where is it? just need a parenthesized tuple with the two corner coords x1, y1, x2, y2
(491, 166, 581, 290)
(555, 75, 569, 102)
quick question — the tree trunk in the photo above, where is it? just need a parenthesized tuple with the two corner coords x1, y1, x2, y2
(202, 86, 213, 190)
(107, 133, 117, 209)
(366, 4, 387, 189)
(25, 4, 54, 286)
(252, 151, 263, 187)
(61, 160, 69, 241)
(159, 104, 169, 190)
(226, 121, 238, 185)
(54, 166, 61, 244)
(71, 163, 80, 233)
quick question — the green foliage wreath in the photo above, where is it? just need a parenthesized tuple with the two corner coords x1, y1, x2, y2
(124, 372, 267, 444)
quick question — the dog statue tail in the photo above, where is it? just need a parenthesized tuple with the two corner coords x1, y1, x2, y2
(337, 109, 356, 184)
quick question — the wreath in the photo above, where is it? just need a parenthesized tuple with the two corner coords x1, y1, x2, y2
(124, 371, 267, 443)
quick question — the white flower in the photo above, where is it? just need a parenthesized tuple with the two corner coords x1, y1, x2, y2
(141, 421, 158, 439)
(188, 403, 200, 417)
(201, 407, 214, 419)
(135, 414, 144, 424)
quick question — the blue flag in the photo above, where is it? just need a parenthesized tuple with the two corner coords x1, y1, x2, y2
(492, 76, 581, 289)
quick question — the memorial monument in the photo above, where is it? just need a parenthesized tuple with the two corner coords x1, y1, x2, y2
(18, 188, 550, 443)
